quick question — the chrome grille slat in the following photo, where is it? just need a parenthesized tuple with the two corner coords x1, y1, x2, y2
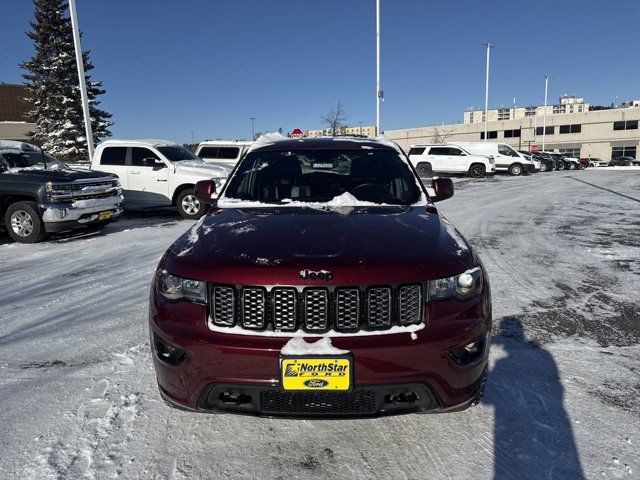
(209, 283, 423, 333)
(367, 287, 392, 328)
(399, 285, 422, 325)
(241, 288, 266, 329)
(212, 286, 235, 326)
(304, 289, 329, 331)
(272, 288, 297, 331)
(335, 288, 360, 331)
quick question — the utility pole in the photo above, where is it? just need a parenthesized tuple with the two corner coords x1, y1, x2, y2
(249, 117, 255, 140)
(542, 75, 549, 151)
(376, 0, 382, 135)
(68, 0, 94, 162)
(483, 43, 494, 142)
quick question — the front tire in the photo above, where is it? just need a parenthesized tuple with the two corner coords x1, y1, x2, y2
(540, 162, 548, 172)
(176, 188, 206, 220)
(508, 163, 523, 176)
(415, 162, 433, 177)
(5, 201, 46, 243)
(468, 163, 486, 178)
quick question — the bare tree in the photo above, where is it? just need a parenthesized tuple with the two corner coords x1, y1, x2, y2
(321, 101, 349, 136)
(431, 126, 453, 144)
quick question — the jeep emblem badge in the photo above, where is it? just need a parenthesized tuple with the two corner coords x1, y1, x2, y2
(299, 269, 334, 282)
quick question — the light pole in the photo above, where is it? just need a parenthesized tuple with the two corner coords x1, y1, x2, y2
(249, 117, 255, 140)
(483, 43, 494, 142)
(68, 0, 94, 162)
(542, 75, 549, 151)
(376, 0, 382, 135)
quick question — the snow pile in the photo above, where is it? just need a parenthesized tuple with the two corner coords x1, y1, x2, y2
(218, 191, 400, 209)
(246, 132, 288, 153)
(281, 337, 349, 355)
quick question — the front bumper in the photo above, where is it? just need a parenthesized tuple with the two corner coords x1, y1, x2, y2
(149, 287, 492, 417)
(40, 194, 125, 233)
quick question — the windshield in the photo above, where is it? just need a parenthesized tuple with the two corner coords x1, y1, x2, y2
(222, 148, 422, 205)
(156, 145, 199, 162)
(0, 151, 65, 170)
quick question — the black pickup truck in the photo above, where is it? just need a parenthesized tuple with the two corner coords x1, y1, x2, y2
(0, 141, 124, 243)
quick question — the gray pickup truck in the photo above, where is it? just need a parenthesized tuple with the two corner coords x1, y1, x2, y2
(0, 141, 124, 243)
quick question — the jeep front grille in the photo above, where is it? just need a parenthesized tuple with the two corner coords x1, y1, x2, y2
(209, 283, 424, 333)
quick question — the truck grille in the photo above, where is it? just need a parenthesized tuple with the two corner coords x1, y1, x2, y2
(48, 179, 120, 201)
(209, 283, 424, 333)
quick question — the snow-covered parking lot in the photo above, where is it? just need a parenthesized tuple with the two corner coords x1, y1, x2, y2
(1, 169, 639, 479)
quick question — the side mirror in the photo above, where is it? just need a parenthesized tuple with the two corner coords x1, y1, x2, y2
(195, 179, 217, 204)
(431, 177, 454, 202)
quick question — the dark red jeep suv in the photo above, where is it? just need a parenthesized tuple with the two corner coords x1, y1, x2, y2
(149, 136, 491, 417)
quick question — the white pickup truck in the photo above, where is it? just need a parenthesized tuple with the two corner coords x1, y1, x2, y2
(92, 139, 230, 219)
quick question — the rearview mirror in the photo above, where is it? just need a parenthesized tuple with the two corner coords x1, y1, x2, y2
(195, 180, 217, 204)
(431, 177, 454, 202)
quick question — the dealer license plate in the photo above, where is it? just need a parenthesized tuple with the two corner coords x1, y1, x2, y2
(280, 356, 352, 391)
(98, 211, 111, 221)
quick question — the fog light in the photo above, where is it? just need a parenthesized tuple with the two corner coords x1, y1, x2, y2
(154, 336, 187, 366)
(458, 273, 474, 288)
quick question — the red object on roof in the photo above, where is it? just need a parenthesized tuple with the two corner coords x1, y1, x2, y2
(290, 128, 304, 138)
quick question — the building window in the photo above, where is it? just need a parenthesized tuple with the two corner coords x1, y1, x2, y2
(553, 106, 566, 114)
(559, 124, 581, 134)
(612, 146, 637, 159)
(535, 126, 554, 136)
(524, 107, 536, 117)
(504, 129, 521, 138)
(613, 120, 639, 130)
(498, 108, 511, 121)
(480, 131, 497, 140)
(559, 148, 581, 158)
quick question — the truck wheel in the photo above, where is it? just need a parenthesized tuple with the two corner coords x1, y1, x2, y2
(468, 164, 486, 178)
(177, 188, 206, 220)
(416, 162, 432, 177)
(5, 201, 46, 243)
(508, 163, 523, 176)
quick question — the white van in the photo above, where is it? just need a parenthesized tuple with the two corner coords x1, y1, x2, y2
(195, 141, 252, 167)
(92, 139, 231, 219)
(407, 144, 495, 178)
(449, 142, 536, 176)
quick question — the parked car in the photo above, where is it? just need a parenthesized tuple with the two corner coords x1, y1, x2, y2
(0, 141, 124, 243)
(450, 142, 536, 176)
(561, 156, 582, 170)
(92, 139, 231, 219)
(587, 157, 607, 167)
(407, 144, 495, 178)
(195, 141, 252, 167)
(517, 150, 541, 172)
(529, 152, 554, 172)
(149, 136, 491, 416)
(609, 156, 640, 167)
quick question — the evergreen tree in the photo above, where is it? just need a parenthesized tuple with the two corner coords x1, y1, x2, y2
(21, 0, 112, 161)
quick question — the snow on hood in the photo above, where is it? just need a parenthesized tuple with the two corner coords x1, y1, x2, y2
(175, 160, 230, 177)
(217, 191, 426, 210)
(6, 163, 70, 173)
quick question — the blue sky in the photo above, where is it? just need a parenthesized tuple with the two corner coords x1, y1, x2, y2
(1, 0, 638, 144)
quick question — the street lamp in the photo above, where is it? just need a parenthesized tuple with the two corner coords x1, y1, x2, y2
(68, 0, 94, 162)
(375, 0, 382, 135)
(542, 75, 549, 151)
(249, 117, 255, 140)
(483, 43, 494, 142)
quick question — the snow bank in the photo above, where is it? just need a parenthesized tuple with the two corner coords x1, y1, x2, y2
(281, 337, 349, 355)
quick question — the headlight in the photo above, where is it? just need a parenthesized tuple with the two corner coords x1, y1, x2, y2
(428, 267, 483, 301)
(157, 270, 207, 303)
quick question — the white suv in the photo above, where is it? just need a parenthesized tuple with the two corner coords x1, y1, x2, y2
(92, 139, 231, 219)
(195, 141, 252, 167)
(407, 144, 495, 178)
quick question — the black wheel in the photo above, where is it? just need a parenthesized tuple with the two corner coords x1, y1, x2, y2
(415, 162, 432, 177)
(176, 188, 206, 220)
(468, 163, 486, 178)
(4, 201, 46, 243)
(539, 162, 548, 172)
(568, 162, 576, 170)
(508, 163, 523, 176)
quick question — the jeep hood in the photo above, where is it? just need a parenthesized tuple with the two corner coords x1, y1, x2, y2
(174, 161, 231, 178)
(165, 206, 475, 285)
